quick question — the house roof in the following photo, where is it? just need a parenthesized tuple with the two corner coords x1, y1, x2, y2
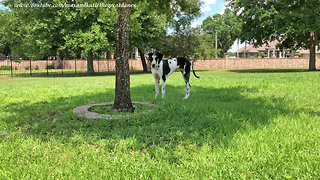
(237, 41, 279, 53)
(237, 41, 320, 54)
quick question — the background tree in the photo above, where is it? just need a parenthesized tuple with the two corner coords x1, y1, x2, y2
(3, 0, 116, 72)
(62, 7, 117, 74)
(194, 32, 221, 59)
(0, 9, 17, 56)
(230, 0, 320, 71)
(128, 0, 201, 72)
(162, 27, 221, 59)
(162, 27, 200, 58)
(201, 8, 241, 58)
(130, 0, 167, 72)
(4, 0, 68, 61)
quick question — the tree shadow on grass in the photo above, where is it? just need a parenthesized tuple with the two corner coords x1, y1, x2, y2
(3, 84, 292, 151)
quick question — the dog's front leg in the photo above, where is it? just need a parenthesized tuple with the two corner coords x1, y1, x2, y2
(155, 78, 160, 98)
(161, 78, 166, 99)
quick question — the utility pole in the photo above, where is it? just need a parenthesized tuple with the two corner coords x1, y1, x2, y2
(244, 41, 247, 58)
(237, 39, 239, 58)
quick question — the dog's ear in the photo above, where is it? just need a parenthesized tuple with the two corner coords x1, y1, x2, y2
(156, 53, 163, 60)
(147, 53, 153, 61)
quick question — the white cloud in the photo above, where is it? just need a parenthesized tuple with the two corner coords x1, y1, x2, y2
(219, 6, 226, 14)
(200, 0, 216, 12)
(203, 0, 216, 5)
(201, 5, 211, 12)
(191, 20, 202, 28)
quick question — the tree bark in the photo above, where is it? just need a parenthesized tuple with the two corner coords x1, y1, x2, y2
(112, 0, 134, 112)
(55, 49, 62, 69)
(138, 48, 148, 72)
(87, 50, 95, 74)
(309, 32, 317, 71)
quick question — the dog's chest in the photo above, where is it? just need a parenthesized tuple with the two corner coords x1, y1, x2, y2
(151, 65, 162, 79)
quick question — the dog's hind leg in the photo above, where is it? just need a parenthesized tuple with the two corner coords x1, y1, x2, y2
(154, 76, 160, 98)
(181, 71, 191, 99)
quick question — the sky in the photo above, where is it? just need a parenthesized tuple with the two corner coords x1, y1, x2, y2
(191, 0, 226, 28)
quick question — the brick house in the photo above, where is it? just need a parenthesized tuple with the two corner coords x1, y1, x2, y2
(237, 41, 320, 59)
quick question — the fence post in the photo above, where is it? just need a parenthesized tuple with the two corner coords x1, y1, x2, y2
(75, 59, 77, 74)
(98, 58, 100, 72)
(10, 56, 13, 77)
(46, 59, 49, 76)
(61, 59, 64, 75)
(107, 58, 109, 72)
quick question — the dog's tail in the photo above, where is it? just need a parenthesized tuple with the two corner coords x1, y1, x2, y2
(191, 61, 202, 79)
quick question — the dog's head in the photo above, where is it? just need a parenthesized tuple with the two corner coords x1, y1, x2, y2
(148, 52, 163, 69)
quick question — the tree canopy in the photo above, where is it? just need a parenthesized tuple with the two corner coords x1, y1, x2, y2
(202, 8, 241, 57)
(0, 0, 245, 62)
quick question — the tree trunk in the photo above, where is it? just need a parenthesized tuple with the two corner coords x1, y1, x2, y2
(309, 32, 317, 71)
(138, 48, 148, 72)
(87, 50, 95, 74)
(112, 0, 134, 112)
(64, 50, 70, 60)
(56, 49, 62, 69)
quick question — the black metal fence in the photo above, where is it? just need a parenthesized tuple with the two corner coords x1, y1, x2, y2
(0, 58, 118, 77)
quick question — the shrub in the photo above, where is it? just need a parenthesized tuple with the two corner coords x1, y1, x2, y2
(35, 65, 39, 70)
(25, 66, 31, 70)
(295, 52, 301, 56)
(286, 51, 291, 57)
(226, 52, 236, 57)
(0, 66, 11, 70)
(259, 52, 265, 58)
(46, 65, 54, 70)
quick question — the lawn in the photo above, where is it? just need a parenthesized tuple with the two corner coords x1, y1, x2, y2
(0, 69, 320, 179)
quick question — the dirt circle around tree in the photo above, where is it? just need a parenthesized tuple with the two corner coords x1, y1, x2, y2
(73, 102, 155, 120)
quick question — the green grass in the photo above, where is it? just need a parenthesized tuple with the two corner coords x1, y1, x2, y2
(0, 69, 320, 179)
(0, 69, 148, 77)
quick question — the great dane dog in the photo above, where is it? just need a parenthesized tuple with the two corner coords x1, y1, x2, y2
(148, 52, 201, 99)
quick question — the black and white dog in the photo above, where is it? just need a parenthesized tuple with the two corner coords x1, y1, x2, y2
(148, 52, 201, 99)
